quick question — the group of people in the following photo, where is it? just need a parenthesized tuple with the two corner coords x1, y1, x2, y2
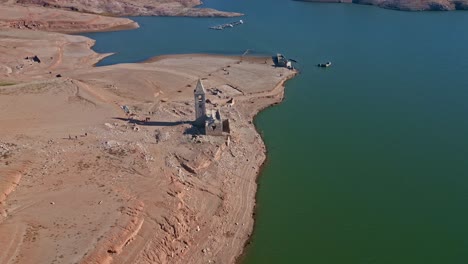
(68, 132, 87, 140)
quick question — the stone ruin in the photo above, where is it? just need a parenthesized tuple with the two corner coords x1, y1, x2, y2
(194, 79, 230, 136)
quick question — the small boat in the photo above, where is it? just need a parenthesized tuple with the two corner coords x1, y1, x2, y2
(209, 20, 244, 30)
(317, 61, 332, 68)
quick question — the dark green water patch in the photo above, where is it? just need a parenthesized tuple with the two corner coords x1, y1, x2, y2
(84, 1, 468, 263)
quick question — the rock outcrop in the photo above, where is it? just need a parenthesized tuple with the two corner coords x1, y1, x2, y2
(13, 0, 242, 17)
(302, 0, 468, 11)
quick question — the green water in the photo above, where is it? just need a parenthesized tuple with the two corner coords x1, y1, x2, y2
(84, 1, 468, 263)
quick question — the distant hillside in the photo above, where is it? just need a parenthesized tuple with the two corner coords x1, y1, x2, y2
(301, 0, 468, 11)
(4, 0, 242, 17)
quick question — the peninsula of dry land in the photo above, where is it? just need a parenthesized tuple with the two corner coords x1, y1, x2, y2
(2, 0, 241, 17)
(0, 0, 241, 33)
(302, 0, 468, 11)
(0, 19, 296, 264)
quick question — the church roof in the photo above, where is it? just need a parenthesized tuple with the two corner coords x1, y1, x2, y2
(194, 79, 206, 94)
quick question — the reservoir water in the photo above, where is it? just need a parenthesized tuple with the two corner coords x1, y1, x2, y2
(84, 1, 468, 263)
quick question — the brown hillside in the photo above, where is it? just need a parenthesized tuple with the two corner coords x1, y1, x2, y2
(2, 0, 242, 17)
(302, 0, 468, 11)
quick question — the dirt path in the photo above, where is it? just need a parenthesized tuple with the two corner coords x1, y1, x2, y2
(47, 41, 65, 70)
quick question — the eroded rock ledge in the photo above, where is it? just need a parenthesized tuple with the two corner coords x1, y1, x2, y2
(0, 0, 242, 33)
(13, 0, 242, 17)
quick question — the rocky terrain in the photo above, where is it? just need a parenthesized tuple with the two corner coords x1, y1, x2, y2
(0, 1, 290, 263)
(0, 4, 139, 33)
(0, 28, 296, 264)
(302, 0, 468, 11)
(3, 0, 242, 17)
(0, 0, 241, 33)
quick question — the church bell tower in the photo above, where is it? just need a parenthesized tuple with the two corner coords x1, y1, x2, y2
(194, 79, 206, 125)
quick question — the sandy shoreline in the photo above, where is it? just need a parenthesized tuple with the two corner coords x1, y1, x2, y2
(0, 22, 297, 264)
(233, 74, 297, 264)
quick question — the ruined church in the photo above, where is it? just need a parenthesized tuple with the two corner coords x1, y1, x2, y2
(194, 79, 229, 136)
